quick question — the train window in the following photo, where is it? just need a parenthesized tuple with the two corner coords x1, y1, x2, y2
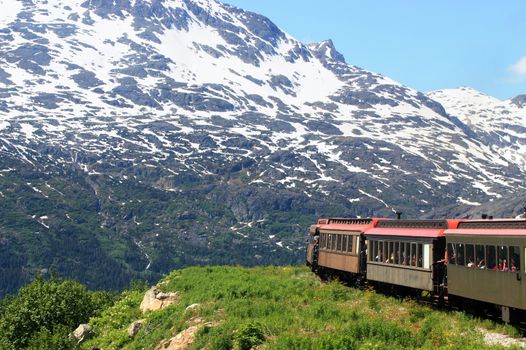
(332, 234, 337, 250)
(349, 235, 354, 254)
(388, 242, 394, 263)
(376, 241, 387, 262)
(393, 242, 399, 264)
(336, 235, 342, 252)
(411, 243, 417, 266)
(466, 245, 475, 268)
(416, 243, 422, 267)
(400, 242, 406, 265)
(486, 246, 497, 270)
(457, 244, 465, 266)
(383, 241, 388, 262)
(475, 245, 485, 269)
(447, 243, 456, 265)
(509, 246, 520, 272)
(423, 244, 430, 269)
(498, 246, 508, 271)
(355, 236, 360, 254)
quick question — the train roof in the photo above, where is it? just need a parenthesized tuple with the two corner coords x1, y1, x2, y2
(445, 219, 526, 236)
(313, 217, 381, 233)
(364, 219, 459, 238)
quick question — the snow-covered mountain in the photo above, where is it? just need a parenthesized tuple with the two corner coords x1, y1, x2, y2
(0, 0, 525, 293)
(428, 87, 526, 172)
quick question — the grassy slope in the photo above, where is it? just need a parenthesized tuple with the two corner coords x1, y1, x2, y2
(83, 266, 521, 350)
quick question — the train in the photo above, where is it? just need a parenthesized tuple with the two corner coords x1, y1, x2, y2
(306, 216, 526, 323)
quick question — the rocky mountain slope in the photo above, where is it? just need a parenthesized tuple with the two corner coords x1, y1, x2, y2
(428, 87, 526, 173)
(0, 0, 525, 294)
(427, 87, 526, 218)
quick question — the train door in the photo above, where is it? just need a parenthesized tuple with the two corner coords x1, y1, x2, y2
(360, 234, 367, 275)
(434, 237, 447, 300)
(309, 230, 320, 270)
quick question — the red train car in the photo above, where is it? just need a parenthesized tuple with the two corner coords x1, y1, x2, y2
(306, 218, 381, 278)
(364, 219, 460, 292)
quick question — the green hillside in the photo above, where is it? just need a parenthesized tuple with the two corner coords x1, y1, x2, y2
(79, 266, 519, 350)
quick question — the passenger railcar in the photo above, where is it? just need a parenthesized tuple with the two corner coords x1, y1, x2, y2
(365, 219, 458, 292)
(445, 219, 526, 322)
(306, 215, 526, 324)
(306, 218, 380, 279)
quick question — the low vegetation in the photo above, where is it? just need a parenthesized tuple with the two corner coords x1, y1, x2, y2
(1, 266, 522, 349)
(83, 266, 521, 349)
(0, 275, 115, 349)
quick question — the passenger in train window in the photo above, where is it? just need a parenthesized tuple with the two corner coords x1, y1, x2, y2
(502, 259, 508, 271)
(447, 243, 456, 265)
(511, 259, 518, 272)
(475, 245, 485, 269)
(435, 249, 447, 286)
(498, 246, 508, 271)
(477, 259, 486, 269)
(376, 242, 385, 262)
(466, 245, 474, 268)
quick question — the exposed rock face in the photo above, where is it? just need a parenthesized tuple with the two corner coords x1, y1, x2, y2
(128, 319, 146, 337)
(155, 325, 200, 350)
(72, 324, 92, 343)
(185, 303, 201, 313)
(140, 286, 179, 312)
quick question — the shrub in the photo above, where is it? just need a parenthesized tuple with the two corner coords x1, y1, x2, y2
(26, 325, 78, 350)
(0, 275, 113, 349)
(235, 322, 265, 350)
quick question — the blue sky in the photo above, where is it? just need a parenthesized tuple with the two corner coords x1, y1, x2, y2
(223, 0, 526, 99)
